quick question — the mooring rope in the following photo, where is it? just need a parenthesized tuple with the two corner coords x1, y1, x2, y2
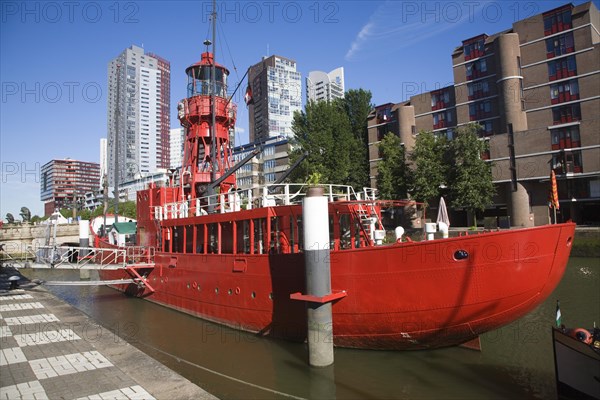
(41, 279, 135, 286)
(137, 341, 307, 400)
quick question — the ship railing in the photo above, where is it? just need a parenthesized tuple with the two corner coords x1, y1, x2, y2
(29, 245, 156, 269)
(152, 183, 379, 221)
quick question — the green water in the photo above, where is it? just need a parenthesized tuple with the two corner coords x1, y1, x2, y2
(23, 256, 600, 399)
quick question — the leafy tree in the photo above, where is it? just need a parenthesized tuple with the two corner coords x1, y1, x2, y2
(289, 99, 355, 185)
(120, 201, 137, 219)
(59, 208, 71, 219)
(447, 124, 495, 225)
(79, 209, 92, 220)
(376, 133, 410, 199)
(342, 89, 373, 188)
(102, 200, 137, 220)
(409, 131, 448, 206)
(30, 215, 43, 224)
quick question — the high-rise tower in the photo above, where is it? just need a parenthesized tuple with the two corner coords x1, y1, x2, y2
(247, 55, 302, 142)
(107, 45, 170, 187)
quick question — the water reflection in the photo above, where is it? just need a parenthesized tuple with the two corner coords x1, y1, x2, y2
(23, 257, 599, 399)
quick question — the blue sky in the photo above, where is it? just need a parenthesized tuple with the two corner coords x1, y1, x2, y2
(1, 0, 596, 218)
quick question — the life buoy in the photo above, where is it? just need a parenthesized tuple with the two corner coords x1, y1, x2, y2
(571, 328, 593, 344)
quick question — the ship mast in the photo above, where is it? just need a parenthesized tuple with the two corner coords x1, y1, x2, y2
(177, 0, 237, 207)
(209, 0, 217, 193)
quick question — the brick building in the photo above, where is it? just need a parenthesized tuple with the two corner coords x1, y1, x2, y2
(368, 2, 599, 226)
(40, 159, 101, 216)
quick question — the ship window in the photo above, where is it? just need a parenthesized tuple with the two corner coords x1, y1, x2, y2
(196, 224, 205, 254)
(185, 225, 194, 254)
(237, 220, 250, 254)
(253, 218, 266, 254)
(329, 215, 335, 249)
(339, 214, 351, 250)
(173, 226, 184, 253)
(354, 217, 363, 248)
(163, 227, 171, 252)
(296, 216, 303, 252)
(221, 221, 234, 254)
(208, 223, 218, 254)
(289, 216, 296, 253)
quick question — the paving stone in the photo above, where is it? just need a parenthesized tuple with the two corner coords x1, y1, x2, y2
(0, 268, 214, 400)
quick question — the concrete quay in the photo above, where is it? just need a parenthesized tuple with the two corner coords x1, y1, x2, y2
(0, 267, 216, 400)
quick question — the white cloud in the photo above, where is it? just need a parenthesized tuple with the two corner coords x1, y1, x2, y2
(345, 1, 488, 61)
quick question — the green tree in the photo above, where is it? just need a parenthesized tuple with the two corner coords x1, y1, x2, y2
(409, 131, 448, 206)
(447, 124, 495, 225)
(289, 100, 354, 185)
(376, 133, 410, 199)
(342, 89, 373, 188)
(120, 201, 137, 220)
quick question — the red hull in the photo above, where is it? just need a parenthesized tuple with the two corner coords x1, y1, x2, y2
(99, 222, 575, 350)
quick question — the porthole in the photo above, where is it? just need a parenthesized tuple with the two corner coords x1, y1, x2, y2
(269, 293, 273, 300)
(251, 291, 256, 299)
(228, 289, 233, 295)
(215, 287, 219, 294)
(454, 250, 469, 261)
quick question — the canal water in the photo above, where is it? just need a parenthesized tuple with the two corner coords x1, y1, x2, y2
(22, 256, 599, 399)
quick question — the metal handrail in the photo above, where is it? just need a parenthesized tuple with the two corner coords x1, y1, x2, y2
(153, 183, 379, 221)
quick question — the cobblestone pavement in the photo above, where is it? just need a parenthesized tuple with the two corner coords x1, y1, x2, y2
(0, 267, 216, 400)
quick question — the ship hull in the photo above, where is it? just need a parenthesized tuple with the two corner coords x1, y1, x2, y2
(99, 222, 575, 350)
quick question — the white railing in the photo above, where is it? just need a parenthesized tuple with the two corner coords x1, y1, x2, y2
(153, 183, 378, 221)
(33, 246, 154, 269)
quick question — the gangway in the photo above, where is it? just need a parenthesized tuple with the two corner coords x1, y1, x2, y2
(1, 245, 155, 293)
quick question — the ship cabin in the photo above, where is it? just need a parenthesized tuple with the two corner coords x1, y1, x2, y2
(135, 184, 422, 256)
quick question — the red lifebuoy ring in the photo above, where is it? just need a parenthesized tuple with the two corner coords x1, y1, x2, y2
(571, 328, 593, 344)
(235, 287, 241, 295)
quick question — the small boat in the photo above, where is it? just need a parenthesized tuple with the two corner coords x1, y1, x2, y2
(552, 324, 600, 399)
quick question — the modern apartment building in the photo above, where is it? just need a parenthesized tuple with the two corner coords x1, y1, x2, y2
(107, 45, 170, 188)
(247, 55, 302, 142)
(306, 67, 345, 102)
(232, 136, 291, 194)
(40, 159, 101, 216)
(368, 1, 599, 226)
(169, 127, 185, 169)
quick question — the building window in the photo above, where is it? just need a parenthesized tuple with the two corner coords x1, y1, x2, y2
(376, 105, 393, 123)
(431, 90, 451, 110)
(466, 58, 487, 81)
(547, 56, 577, 81)
(463, 38, 485, 61)
(543, 6, 572, 36)
(467, 80, 490, 100)
(552, 150, 582, 174)
(551, 126, 581, 150)
(478, 120, 494, 137)
(469, 100, 492, 121)
(550, 79, 579, 104)
(433, 110, 453, 130)
(545, 32, 574, 58)
(552, 104, 581, 124)
(265, 173, 276, 183)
